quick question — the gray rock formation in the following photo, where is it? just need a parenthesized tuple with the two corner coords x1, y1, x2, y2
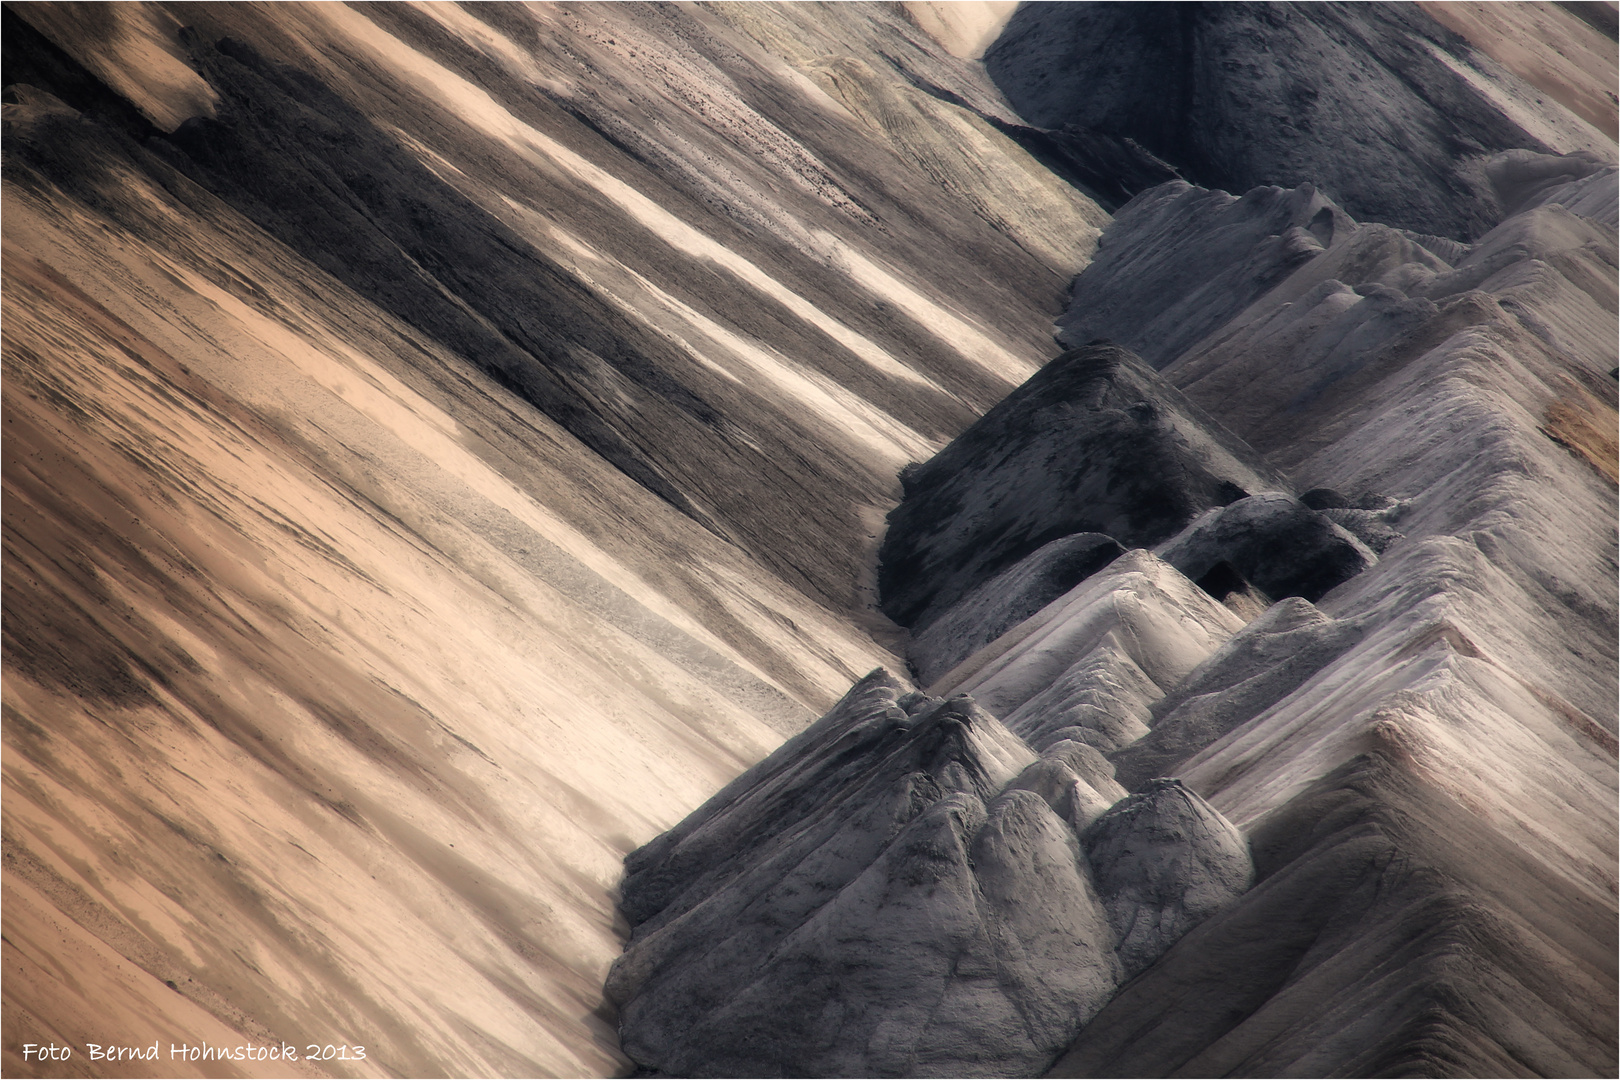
(624, 788, 1122, 1078)
(1299, 488, 1408, 553)
(613, 670, 1034, 934)
(1155, 492, 1379, 603)
(908, 532, 1125, 686)
(878, 344, 1283, 630)
(1003, 644, 1160, 755)
(1487, 147, 1618, 225)
(610, 672, 1250, 1077)
(1081, 778, 1254, 978)
(608, 670, 1084, 1076)
(1298, 487, 1392, 511)
(1110, 598, 1364, 790)
(1317, 505, 1406, 555)
(887, 154, 1613, 1075)
(984, 3, 1611, 239)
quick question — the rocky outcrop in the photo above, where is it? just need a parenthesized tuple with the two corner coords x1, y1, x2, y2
(1007, 740, 1128, 832)
(908, 532, 1125, 686)
(612, 672, 1033, 930)
(1299, 488, 1408, 552)
(1487, 147, 1618, 225)
(878, 344, 1282, 630)
(1155, 492, 1379, 604)
(877, 156, 1612, 1076)
(1109, 598, 1363, 790)
(1080, 778, 1254, 978)
(984, 3, 1611, 239)
(610, 671, 1251, 1077)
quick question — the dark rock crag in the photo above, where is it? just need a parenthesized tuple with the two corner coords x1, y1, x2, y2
(609, 671, 1252, 1078)
(877, 343, 1283, 632)
(1155, 492, 1379, 604)
(984, 2, 1609, 240)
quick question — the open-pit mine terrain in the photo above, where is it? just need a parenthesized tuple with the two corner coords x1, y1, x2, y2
(3, 2, 1616, 1077)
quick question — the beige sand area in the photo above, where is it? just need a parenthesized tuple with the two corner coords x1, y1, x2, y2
(1420, 0, 1619, 138)
(3, 1, 1615, 1076)
(901, 1, 1019, 59)
(2, 2, 1106, 1075)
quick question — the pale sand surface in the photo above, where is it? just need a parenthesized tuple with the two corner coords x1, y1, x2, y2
(901, 1, 1020, 59)
(1421, 1, 1618, 139)
(2, 3, 1107, 1075)
(5, 3, 1614, 1076)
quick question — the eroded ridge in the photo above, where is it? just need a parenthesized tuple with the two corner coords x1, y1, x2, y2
(609, 671, 1252, 1078)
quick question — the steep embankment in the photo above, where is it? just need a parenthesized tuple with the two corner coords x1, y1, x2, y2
(4, 2, 1616, 1078)
(1044, 168, 1618, 1075)
(985, 2, 1613, 237)
(609, 13, 1617, 1069)
(1002, 159, 1615, 1071)
(1, 4, 1102, 1076)
(610, 172, 1617, 1075)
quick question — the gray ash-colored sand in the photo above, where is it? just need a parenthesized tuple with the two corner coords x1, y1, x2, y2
(1080, 778, 1254, 979)
(1053, 181, 1360, 366)
(611, 671, 1251, 1077)
(1154, 492, 1379, 604)
(1035, 162, 1616, 1076)
(1110, 598, 1364, 791)
(1007, 740, 1128, 832)
(877, 156, 1612, 1076)
(3, 1, 1615, 1076)
(878, 344, 1283, 631)
(985, 2, 1609, 240)
(1049, 752, 1617, 1077)
(908, 533, 1125, 686)
(932, 550, 1244, 753)
(0, 3, 1109, 1072)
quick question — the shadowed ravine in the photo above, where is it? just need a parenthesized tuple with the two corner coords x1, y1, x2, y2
(2, 3, 1615, 1078)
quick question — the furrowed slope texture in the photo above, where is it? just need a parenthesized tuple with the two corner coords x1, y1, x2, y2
(929, 551, 1247, 756)
(609, 671, 1253, 1077)
(1, 3, 1107, 1076)
(877, 343, 1286, 633)
(613, 10, 1617, 1076)
(984, 1, 1614, 240)
(612, 150, 1617, 1066)
(1416, 0, 1618, 139)
(1033, 174, 1615, 1073)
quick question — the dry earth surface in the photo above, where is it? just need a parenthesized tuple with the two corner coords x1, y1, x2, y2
(2, 2, 1616, 1078)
